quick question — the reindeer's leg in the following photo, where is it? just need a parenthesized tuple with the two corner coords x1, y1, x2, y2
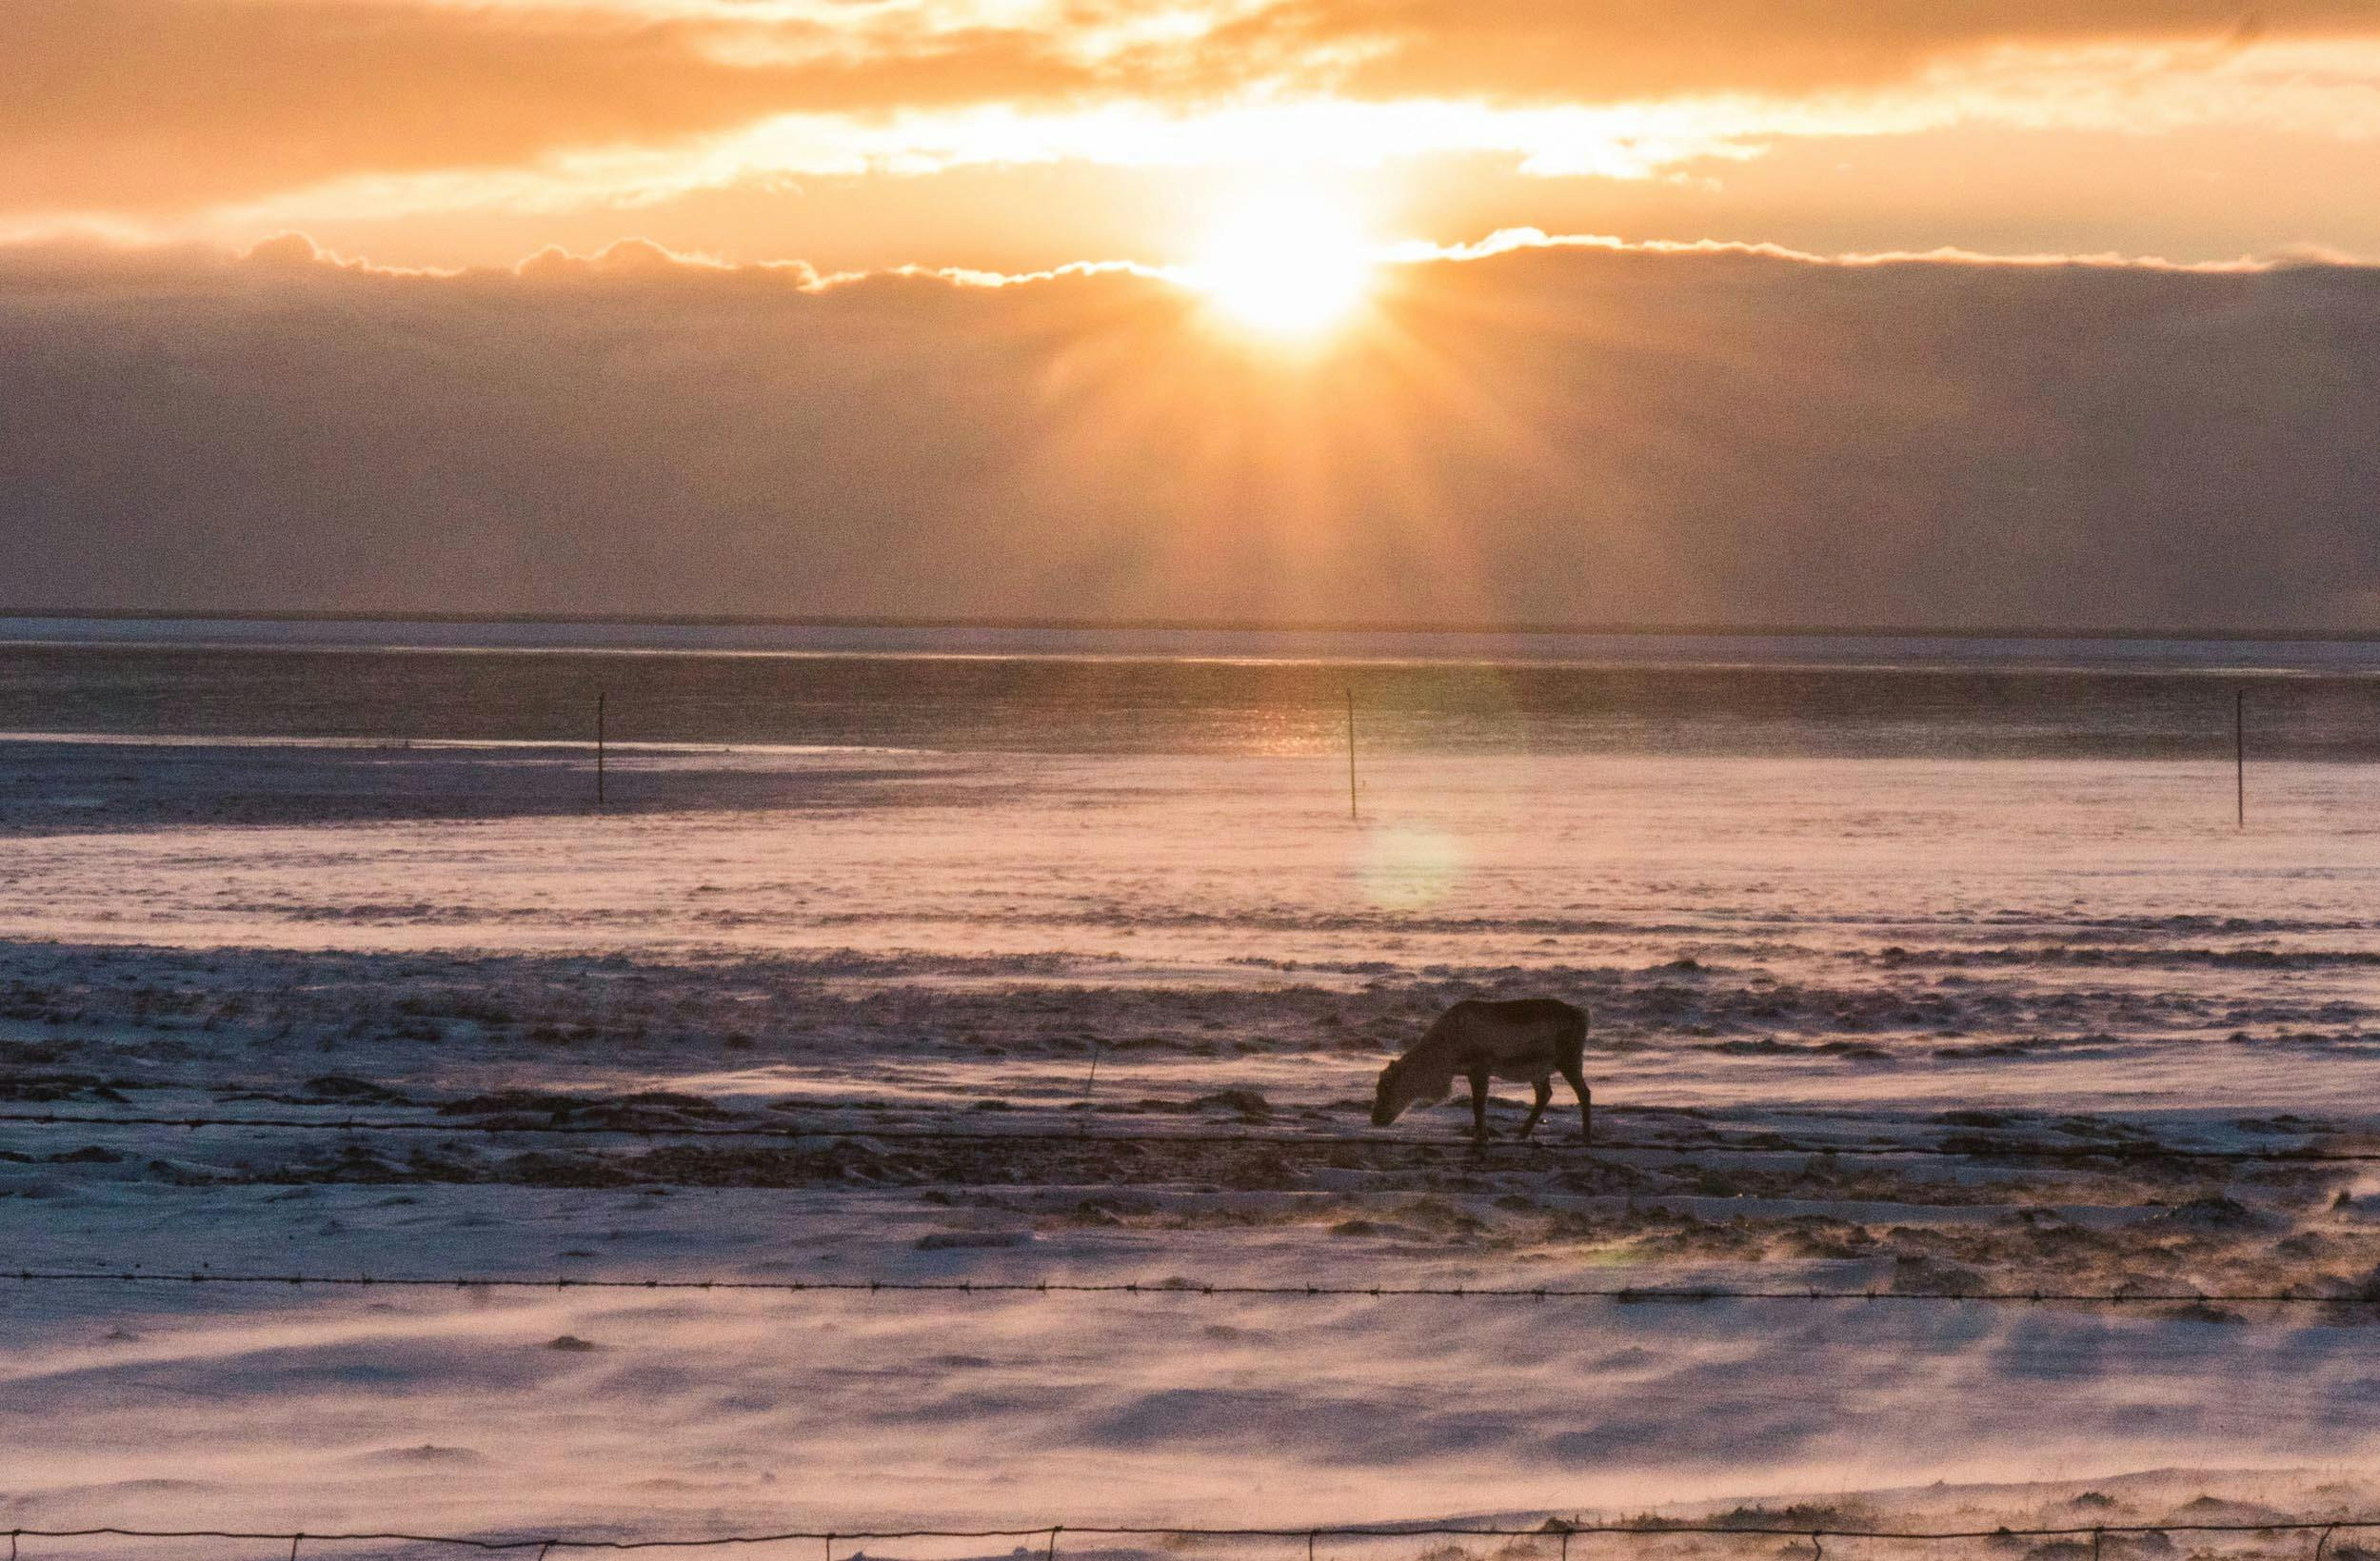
(1519, 1078, 1551, 1139)
(1559, 1060, 1593, 1145)
(1468, 1063, 1492, 1141)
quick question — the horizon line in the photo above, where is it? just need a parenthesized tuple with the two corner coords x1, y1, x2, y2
(9, 608, 2380, 644)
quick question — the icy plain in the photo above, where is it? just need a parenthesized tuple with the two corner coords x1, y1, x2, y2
(7, 730, 2380, 1555)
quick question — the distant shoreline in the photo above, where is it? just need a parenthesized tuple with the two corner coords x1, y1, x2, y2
(9, 609, 2380, 643)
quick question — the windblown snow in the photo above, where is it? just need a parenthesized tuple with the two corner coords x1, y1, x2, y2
(7, 731, 2380, 1555)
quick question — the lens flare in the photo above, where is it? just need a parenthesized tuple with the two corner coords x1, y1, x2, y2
(1358, 823, 1466, 910)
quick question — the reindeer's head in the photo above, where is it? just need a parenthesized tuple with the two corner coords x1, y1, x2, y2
(1372, 1056, 1446, 1126)
(1370, 1060, 1406, 1127)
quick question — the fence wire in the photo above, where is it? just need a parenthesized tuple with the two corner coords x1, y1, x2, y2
(1, 1109, 2370, 1164)
(0, 1516, 2370, 1555)
(4, 1269, 2371, 1308)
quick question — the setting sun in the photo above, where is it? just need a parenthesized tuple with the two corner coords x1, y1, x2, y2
(1184, 194, 1377, 336)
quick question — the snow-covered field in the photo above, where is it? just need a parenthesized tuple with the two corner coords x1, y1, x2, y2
(9, 729, 2380, 1555)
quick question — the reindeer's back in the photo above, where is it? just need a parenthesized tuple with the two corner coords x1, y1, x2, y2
(1438, 997, 1587, 1076)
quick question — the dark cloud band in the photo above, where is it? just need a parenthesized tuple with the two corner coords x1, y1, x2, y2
(3, 235, 2376, 632)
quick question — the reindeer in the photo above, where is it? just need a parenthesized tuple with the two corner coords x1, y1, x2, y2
(1370, 997, 1592, 1143)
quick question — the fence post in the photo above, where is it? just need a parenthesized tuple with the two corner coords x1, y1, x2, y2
(2235, 687, 2245, 830)
(597, 689, 607, 809)
(1345, 688, 1359, 821)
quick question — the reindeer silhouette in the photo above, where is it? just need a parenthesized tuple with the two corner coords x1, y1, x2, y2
(1371, 998, 1592, 1143)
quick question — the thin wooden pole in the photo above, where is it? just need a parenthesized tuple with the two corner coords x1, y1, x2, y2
(2235, 687, 2245, 830)
(597, 689, 607, 809)
(1344, 688, 1359, 821)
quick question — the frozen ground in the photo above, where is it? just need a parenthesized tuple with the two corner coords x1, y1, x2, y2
(8, 735, 2380, 1554)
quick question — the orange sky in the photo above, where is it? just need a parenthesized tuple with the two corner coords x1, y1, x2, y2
(10, 2, 2380, 630)
(12, 0, 2380, 271)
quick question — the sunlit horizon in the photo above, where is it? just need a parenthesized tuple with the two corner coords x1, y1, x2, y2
(7, 1, 2380, 635)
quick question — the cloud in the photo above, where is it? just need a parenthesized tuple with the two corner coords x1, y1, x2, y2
(12, 0, 2380, 234)
(3, 233, 2378, 632)
(0, 0, 1098, 217)
(1194, 0, 2380, 104)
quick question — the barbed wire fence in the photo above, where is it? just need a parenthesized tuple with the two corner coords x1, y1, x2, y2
(0, 1516, 2372, 1558)
(6, 676, 2369, 1557)
(10, 1103, 2373, 1310)
(2, 1269, 2372, 1309)
(2, 1109, 2372, 1164)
